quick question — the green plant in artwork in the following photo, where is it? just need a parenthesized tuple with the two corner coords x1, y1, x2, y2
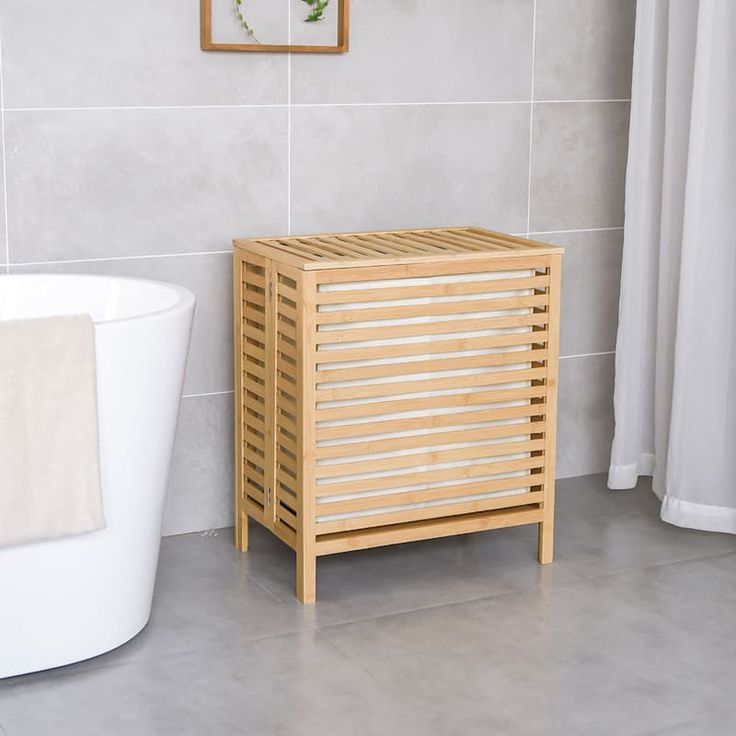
(302, 0, 330, 22)
(234, 0, 261, 44)
(233, 0, 330, 44)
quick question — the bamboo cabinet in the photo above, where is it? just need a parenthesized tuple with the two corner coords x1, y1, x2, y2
(233, 227, 563, 603)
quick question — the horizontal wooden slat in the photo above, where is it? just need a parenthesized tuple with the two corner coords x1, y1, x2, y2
(276, 335, 298, 360)
(315, 455, 545, 496)
(244, 447, 267, 470)
(291, 237, 352, 260)
(277, 447, 298, 471)
(465, 227, 557, 252)
(315, 383, 547, 422)
(316, 331, 547, 365)
(243, 290, 265, 308)
(244, 414, 266, 436)
(244, 325, 267, 345)
(260, 238, 322, 260)
(277, 503, 298, 530)
(357, 233, 432, 255)
(277, 281, 299, 303)
(244, 359, 266, 381)
(276, 411, 299, 435)
(242, 371, 264, 398)
(244, 420, 264, 440)
(277, 430, 298, 456)
(315, 438, 545, 479)
(315, 489, 543, 534)
(316, 477, 543, 516)
(396, 230, 492, 253)
(244, 498, 266, 524)
(276, 483, 298, 504)
(316, 349, 546, 384)
(316, 402, 544, 441)
(244, 342, 266, 363)
(315, 506, 544, 555)
(316, 420, 542, 459)
(277, 300, 298, 322)
(313, 256, 551, 282)
(277, 389, 297, 409)
(315, 312, 548, 344)
(315, 275, 550, 304)
(316, 366, 546, 402)
(315, 235, 384, 257)
(277, 368, 297, 387)
(419, 230, 515, 252)
(244, 390, 266, 410)
(382, 232, 464, 254)
(245, 492, 265, 510)
(242, 271, 266, 288)
(271, 521, 298, 550)
(315, 294, 548, 325)
(277, 467, 298, 491)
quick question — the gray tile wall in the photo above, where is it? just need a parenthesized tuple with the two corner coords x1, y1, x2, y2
(0, 0, 635, 535)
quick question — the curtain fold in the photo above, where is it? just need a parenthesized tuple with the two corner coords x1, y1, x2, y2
(609, 0, 736, 533)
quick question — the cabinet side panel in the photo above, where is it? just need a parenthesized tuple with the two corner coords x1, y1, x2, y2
(273, 267, 303, 548)
(240, 253, 269, 528)
(538, 254, 562, 562)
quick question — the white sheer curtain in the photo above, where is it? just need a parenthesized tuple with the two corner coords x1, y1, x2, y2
(608, 0, 736, 533)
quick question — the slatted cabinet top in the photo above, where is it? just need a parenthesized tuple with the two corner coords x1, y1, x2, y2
(233, 226, 564, 271)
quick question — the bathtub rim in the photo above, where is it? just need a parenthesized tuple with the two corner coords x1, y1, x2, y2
(0, 272, 196, 326)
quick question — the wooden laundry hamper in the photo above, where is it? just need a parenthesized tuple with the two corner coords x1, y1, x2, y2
(233, 227, 563, 602)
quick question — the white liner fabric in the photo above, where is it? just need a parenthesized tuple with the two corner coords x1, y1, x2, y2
(314, 270, 536, 522)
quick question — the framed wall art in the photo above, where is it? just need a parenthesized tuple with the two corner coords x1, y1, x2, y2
(200, 0, 350, 53)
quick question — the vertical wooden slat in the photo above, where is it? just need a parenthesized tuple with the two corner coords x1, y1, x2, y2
(232, 250, 247, 550)
(538, 254, 562, 564)
(296, 271, 318, 603)
(264, 260, 278, 528)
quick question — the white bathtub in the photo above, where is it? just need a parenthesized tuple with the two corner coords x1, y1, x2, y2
(0, 274, 195, 678)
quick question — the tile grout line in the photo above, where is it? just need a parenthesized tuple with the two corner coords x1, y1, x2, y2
(9, 249, 233, 268)
(525, 0, 537, 238)
(559, 350, 615, 360)
(181, 390, 234, 399)
(576, 549, 736, 583)
(529, 226, 624, 236)
(6, 224, 624, 267)
(0, 38, 9, 274)
(7, 227, 624, 269)
(2, 99, 633, 113)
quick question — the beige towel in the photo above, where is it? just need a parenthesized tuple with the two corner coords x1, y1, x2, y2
(0, 314, 105, 547)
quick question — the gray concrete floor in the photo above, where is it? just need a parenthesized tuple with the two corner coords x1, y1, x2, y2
(1, 474, 736, 735)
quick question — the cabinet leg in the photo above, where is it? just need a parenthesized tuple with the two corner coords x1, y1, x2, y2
(538, 520, 554, 564)
(235, 510, 249, 552)
(296, 549, 317, 604)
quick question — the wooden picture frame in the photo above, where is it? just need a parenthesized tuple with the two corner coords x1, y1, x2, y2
(200, 0, 349, 53)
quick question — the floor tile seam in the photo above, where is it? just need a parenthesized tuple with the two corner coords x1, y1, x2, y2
(306, 572, 595, 634)
(246, 573, 285, 603)
(575, 549, 736, 583)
